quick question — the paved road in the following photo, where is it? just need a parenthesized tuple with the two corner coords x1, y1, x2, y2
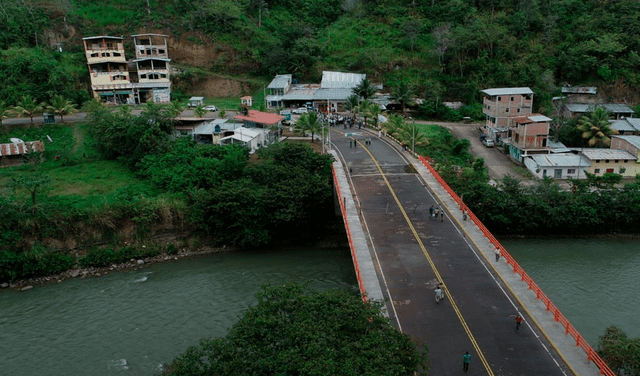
(330, 126, 570, 375)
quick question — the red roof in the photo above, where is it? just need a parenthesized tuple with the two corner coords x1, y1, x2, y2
(235, 110, 284, 126)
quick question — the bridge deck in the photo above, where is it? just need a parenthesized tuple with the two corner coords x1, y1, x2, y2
(330, 127, 601, 376)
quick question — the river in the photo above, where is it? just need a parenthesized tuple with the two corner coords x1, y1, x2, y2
(500, 236, 640, 346)
(0, 248, 357, 376)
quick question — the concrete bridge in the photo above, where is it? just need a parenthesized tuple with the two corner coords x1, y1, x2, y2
(329, 126, 613, 376)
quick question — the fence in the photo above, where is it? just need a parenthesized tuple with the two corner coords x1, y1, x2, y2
(417, 155, 614, 376)
(332, 167, 367, 302)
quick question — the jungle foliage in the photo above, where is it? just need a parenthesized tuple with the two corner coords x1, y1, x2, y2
(6, 0, 640, 115)
(163, 283, 429, 376)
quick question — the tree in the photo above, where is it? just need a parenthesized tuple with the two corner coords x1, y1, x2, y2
(396, 120, 429, 153)
(344, 94, 360, 116)
(12, 173, 51, 214)
(598, 326, 640, 376)
(46, 94, 77, 123)
(358, 99, 372, 129)
(404, 19, 422, 51)
(0, 100, 13, 130)
(352, 77, 377, 101)
(194, 104, 206, 118)
(383, 114, 406, 138)
(390, 81, 414, 116)
(577, 107, 618, 147)
(13, 95, 44, 125)
(294, 111, 323, 143)
(164, 283, 428, 376)
(366, 103, 383, 129)
(166, 100, 185, 118)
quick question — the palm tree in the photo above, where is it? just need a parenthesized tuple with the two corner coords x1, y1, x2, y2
(344, 94, 359, 116)
(352, 77, 377, 101)
(0, 100, 13, 130)
(47, 95, 77, 123)
(577, 107, 618, 147)
(294, 112, 323, 143)
(14, 95, 44, 125)
(382, 114, 405, 138)
(396, 120, 429, 153)
(194, 104, 207, 118)
(166, 100, 185, 118)
(390, 81, 413, 116)
(366, 103, 383, 129)
(359, 99, 372, 128)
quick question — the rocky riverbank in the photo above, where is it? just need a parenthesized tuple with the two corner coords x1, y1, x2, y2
(0, 246, 231, 292)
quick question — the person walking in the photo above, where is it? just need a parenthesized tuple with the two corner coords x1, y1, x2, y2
(515, 314, 523, 333)
(462, 351, 471, 373)
(495, 248, 501, 262)
(440, 207, 444, 222)
(349, 139, 353, 148)
(429, 205, 434, 218)
(434, 208, 439, 219)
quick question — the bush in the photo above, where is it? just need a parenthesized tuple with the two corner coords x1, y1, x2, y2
(0, 246, 76, 282)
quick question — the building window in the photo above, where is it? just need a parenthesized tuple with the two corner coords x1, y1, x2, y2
(606, 168, 614, 173)
(113, 52, 121, 57)
(542, 169, 547, 176)
(497, 96, 501, 101)
(90, 52, 98, 57)
(161, 74, 167, 78)
(594, 168, 600, 173)
(596, 160, 600, 163)
(511, 96, 514, 101)
(140, 74, 147, 79)
(517, 108, 520, 113)
(568, 169, 576, 174)
(505, 108, 509, 112)
(605, 159, 610, 163)
(614, 160, 619, 163)
(159, 49, 165, 54)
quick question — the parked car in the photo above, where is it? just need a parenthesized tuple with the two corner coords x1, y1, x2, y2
(482, 138, 495, 147)
(292, 107, 308, 114)
(204, 105, 218, 112)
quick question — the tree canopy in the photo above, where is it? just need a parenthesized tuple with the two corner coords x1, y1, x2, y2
(163, 283, 429, 376)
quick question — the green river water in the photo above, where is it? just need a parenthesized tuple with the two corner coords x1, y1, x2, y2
(1, 238, 638, 375)
(0, 248, 357, 376)
(500, 237, 640, 346)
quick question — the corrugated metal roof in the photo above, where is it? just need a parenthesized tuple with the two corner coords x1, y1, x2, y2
(194, 119, 231, 134)
(133, 57, 171, 62)
(320, 71, 365, 89)
(611, 119, 636, 132)
(529, 115, 552, 122)
(566, 103, 634, 113)
(267, 74, 292, 89)
(313, 88, 354, 100)
(529, 154, 590, 167)
(481, 87, 533, 96)
(547, 139, 567, 149)
(561, 86, 597, 94)
(612, 135, 640, 149)
(580, 148, 636, 160)
(83, 36, 124, 40)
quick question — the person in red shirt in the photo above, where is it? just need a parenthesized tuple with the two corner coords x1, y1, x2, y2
(515, 314, 523, 333)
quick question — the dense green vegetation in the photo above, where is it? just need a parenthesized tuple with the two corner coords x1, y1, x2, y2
(597, 326, 640, 376)
(163, 283, 428, 376)
(4, 0, 640, 115)
(0, 104, 336, 282)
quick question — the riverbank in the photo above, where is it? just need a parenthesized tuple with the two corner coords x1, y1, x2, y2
(0, 245, 232, 292)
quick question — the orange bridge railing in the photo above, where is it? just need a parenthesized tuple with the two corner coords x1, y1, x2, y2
(418, 155, 614, 376)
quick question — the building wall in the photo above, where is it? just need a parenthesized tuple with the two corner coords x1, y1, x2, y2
(483, 94, 533, 137)
(585, 159, 638, 177)
(611, 138, 640, 159)
(513, 122, 549, 149)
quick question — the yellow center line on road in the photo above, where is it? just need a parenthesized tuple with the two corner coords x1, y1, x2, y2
(357, 140, 495, 376)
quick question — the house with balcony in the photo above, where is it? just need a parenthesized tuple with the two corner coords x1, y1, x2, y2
(506, 114, 552, 162)
(130, 34, 171, 103)
(83, 36, 133, 104)
(481, 87, 533, 144)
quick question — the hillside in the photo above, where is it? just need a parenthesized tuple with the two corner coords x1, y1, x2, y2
(3, 0, 640, 113)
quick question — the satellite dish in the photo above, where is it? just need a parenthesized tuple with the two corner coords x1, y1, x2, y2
(10, 138, 24, 144)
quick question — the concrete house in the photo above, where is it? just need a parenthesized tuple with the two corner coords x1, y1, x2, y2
(580, 148, 637, 177)
(130, 34, 171, 103)
(565, 104, 633, 120)
(561, 86, 598, 104)
(219, 127, 266, 153)
(524, 154, 589, 179)
(83, 36, 132, 104)
(507, 114, 552, 162)
(611, 135, 640, 161)
(481, 87, 533, 144)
